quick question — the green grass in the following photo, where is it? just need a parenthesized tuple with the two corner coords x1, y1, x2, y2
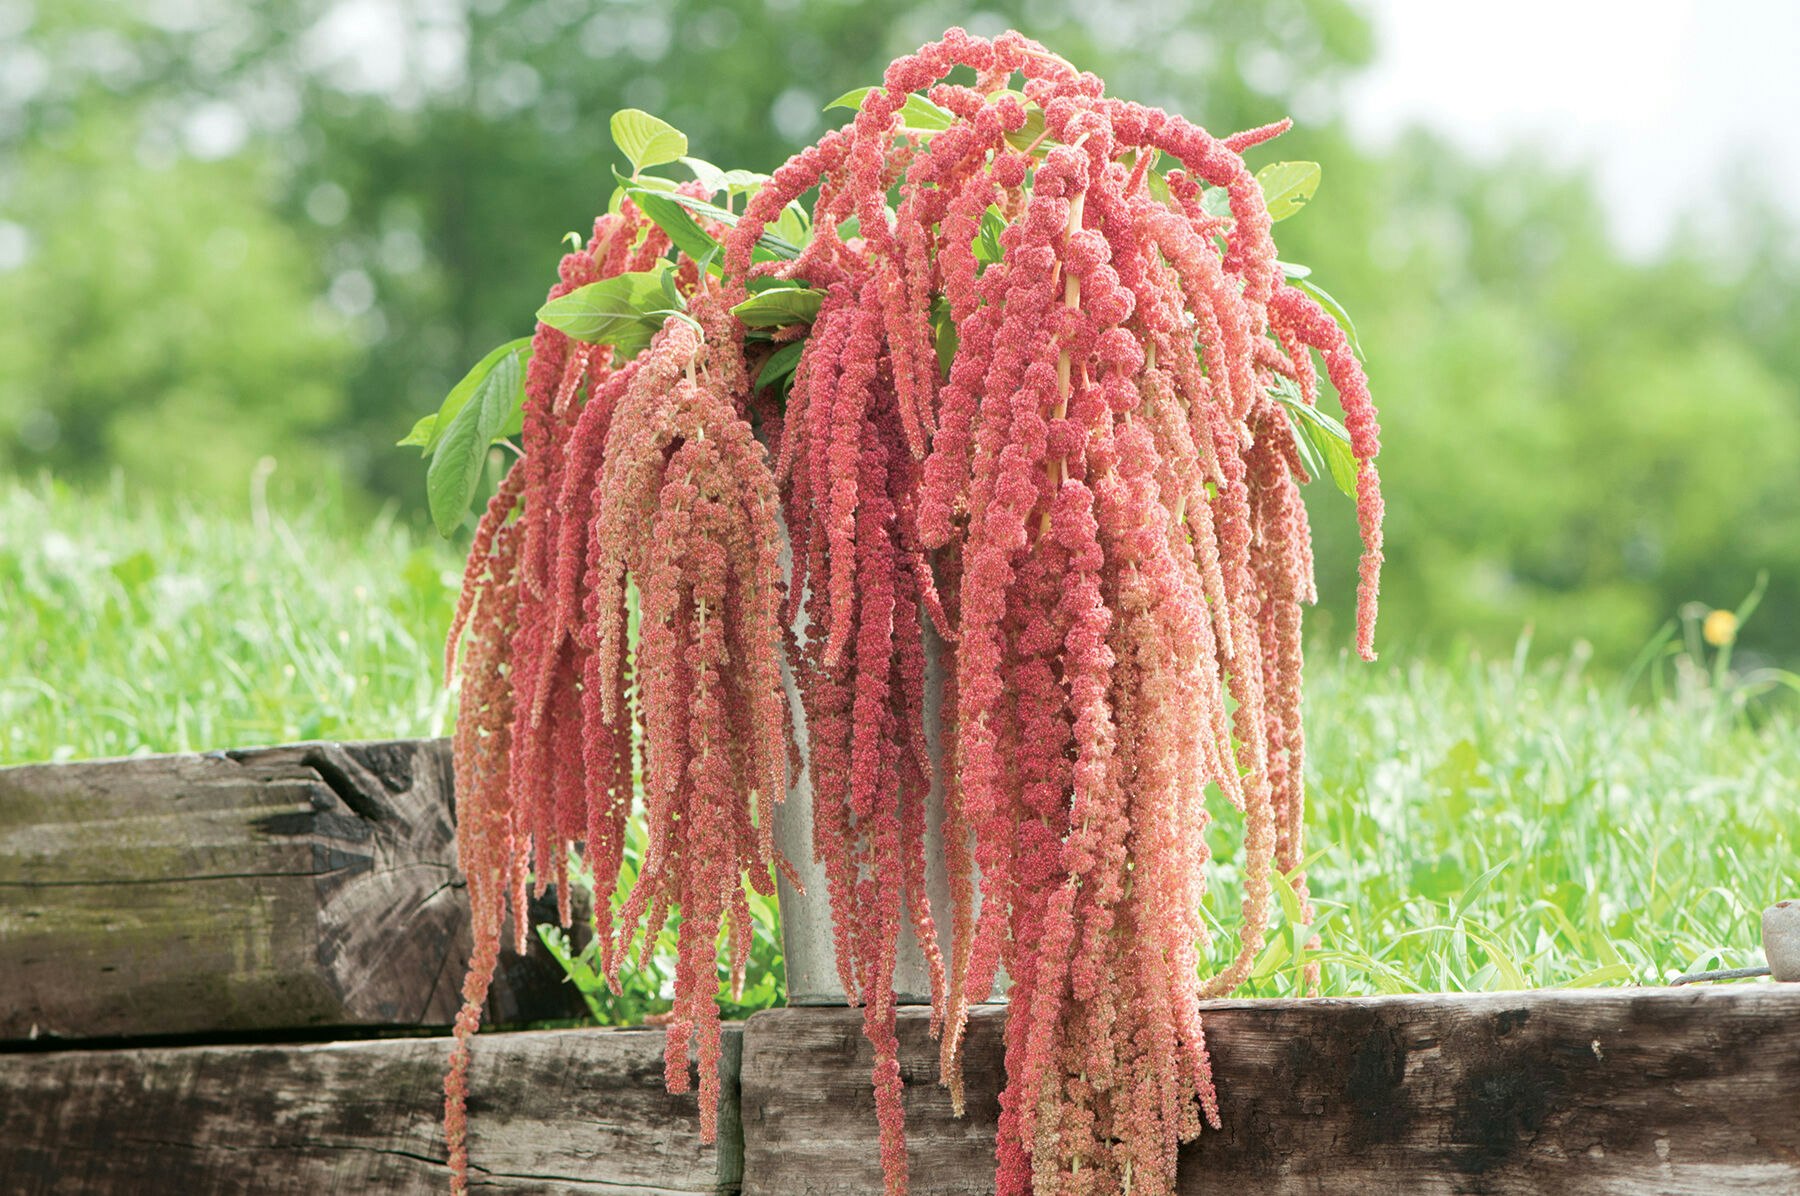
(3, 475, 1791, 1002)
(1208, 639, 1796, 996)
(0, 475, 457, 762)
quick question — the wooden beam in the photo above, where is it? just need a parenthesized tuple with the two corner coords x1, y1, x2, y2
(0, 739, 584, 1040)
(0, 1024, 742, 1195)
(739, 987, 1800, 1195)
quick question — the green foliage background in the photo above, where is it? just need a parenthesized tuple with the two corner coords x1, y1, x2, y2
(3, 0, 1797, 664)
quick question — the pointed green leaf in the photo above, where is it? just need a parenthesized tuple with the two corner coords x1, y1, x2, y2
(825, 87, 954, 132)
(933, 296, 958, 376)
(654, 191, 803, 260)
(898, 92, 954, 131)
(1004, 102, 1049, 152)
(1283, 405, 1326, 483)
(397, 412, 437, 450)
(974, 204, 1007, 266)
(720, 168, 771, 195)
(756, 340, 806, 391)
(826, 87, 873, 112)
(774, 200, 810, 248)
(678, 161, 769, 199)
(536, 265, 672, 354)
(731, 287, 823, 328)
(1145, 169, 1171, 206)
(408, 337, 533, 457)
(428, 345, 526, 536)
(1301, 410, 1360, 499)
(679, 155, 729, 197)
(611, 109, 688, 173)
(628, 188, 724, 273)
(1279, 260, 1312, 279)
(1271, 380, 1360, 499)
(658, 264, 684, 311)
(1255, 160, 1321, 222)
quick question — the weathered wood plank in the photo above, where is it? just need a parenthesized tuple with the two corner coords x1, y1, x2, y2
(0, 1023, 741, 1194)
(739, 987, 1800, 1195)
(0, 738, 583, 1040)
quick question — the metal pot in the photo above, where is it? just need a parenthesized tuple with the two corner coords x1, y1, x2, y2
(770, 528, 957, 1004)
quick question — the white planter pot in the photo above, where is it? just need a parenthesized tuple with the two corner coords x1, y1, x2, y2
(770, 531, 956, 1005)
(1765, 900, 1800, 982)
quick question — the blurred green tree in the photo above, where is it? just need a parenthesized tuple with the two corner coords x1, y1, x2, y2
(1270, 129, 1800, 661)
(0, 119, 349, 496)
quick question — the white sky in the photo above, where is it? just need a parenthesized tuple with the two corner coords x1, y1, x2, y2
(1342, 0, 1800, 256)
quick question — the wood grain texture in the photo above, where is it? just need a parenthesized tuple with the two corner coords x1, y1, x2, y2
(740, 987, 1800, 1195)
(0, 738, 582, 1040)
(0, 1023, 741, 1195)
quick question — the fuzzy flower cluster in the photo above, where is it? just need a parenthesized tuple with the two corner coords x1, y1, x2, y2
(442, 204, 789, 1195)
(443, 27, 1383, 1196)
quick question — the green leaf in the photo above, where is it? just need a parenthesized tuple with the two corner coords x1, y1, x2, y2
(679, 155, 727, 197)
(624, 172, 679, 194)
(1255, 161, 1321, 222)
(1294, 277, 1365, 359)
(933, 296, 957, 375)
(974, 204, 1007, 266)
(826, 86, 872, 112)
(610, 109, 688, 173)
(608, 170, 677, 215)
(407, 337, 533, 457)
(756, 340, 805, 391)
(536, 266, 672, 353)
(1005, 103, 1049, 152)
(681, 156, 768, 198)
(774, 201, 810, 249)
(397, 412, 436, 450)
(608, 166, 677, 216)
(1273, 866, 1305, 930)
(652, 191, 804, 261)
(900, 94, 955, 131)
(1283, 404, 1326, 483)
(428, 345, 525, 536)
(731, 286, 823, 328)
(1302, 411, 1360, 499)
(658, 264, 684, 311)
(1272, 381, 1360, 499)
(1278, 260, 1312, 279)
(1200, 186, 1233, 219)
(825, 87, 954, 132)
(628, 188, 723, 273)
(979, 89, 1055, 153)
(720, 168, 772, 195)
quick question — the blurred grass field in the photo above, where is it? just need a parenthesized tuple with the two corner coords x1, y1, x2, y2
(0, 475, 455, 762)
(2, 477, 1791, 1005)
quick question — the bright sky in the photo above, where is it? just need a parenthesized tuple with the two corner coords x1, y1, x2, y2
(1342, 0, 1800, 256)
